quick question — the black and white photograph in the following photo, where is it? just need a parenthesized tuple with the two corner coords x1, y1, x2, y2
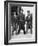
(4, 1, 37, 45)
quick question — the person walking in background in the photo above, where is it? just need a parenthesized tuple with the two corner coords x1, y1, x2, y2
(11, 12, 18, 35)
(25, 11, 32, 34)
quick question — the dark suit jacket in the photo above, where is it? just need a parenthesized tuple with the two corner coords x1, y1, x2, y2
(17, 13, 25, 25)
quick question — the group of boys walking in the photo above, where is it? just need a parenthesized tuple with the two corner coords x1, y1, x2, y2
(11, 8, 32, 35)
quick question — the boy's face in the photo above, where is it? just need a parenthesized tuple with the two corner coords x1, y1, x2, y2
(14, 12, 17, 17)
(14, 12, 16, 15)
(27, 11, 30, 17)
(27, 12, 30, 16)
(20, 10, 23, 13)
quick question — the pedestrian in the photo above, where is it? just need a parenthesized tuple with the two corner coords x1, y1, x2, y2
(17, 8, 26, 34)
(26, 11, 32, 34)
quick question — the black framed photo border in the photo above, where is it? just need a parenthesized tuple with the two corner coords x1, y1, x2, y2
(4, 1, 37, 45)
